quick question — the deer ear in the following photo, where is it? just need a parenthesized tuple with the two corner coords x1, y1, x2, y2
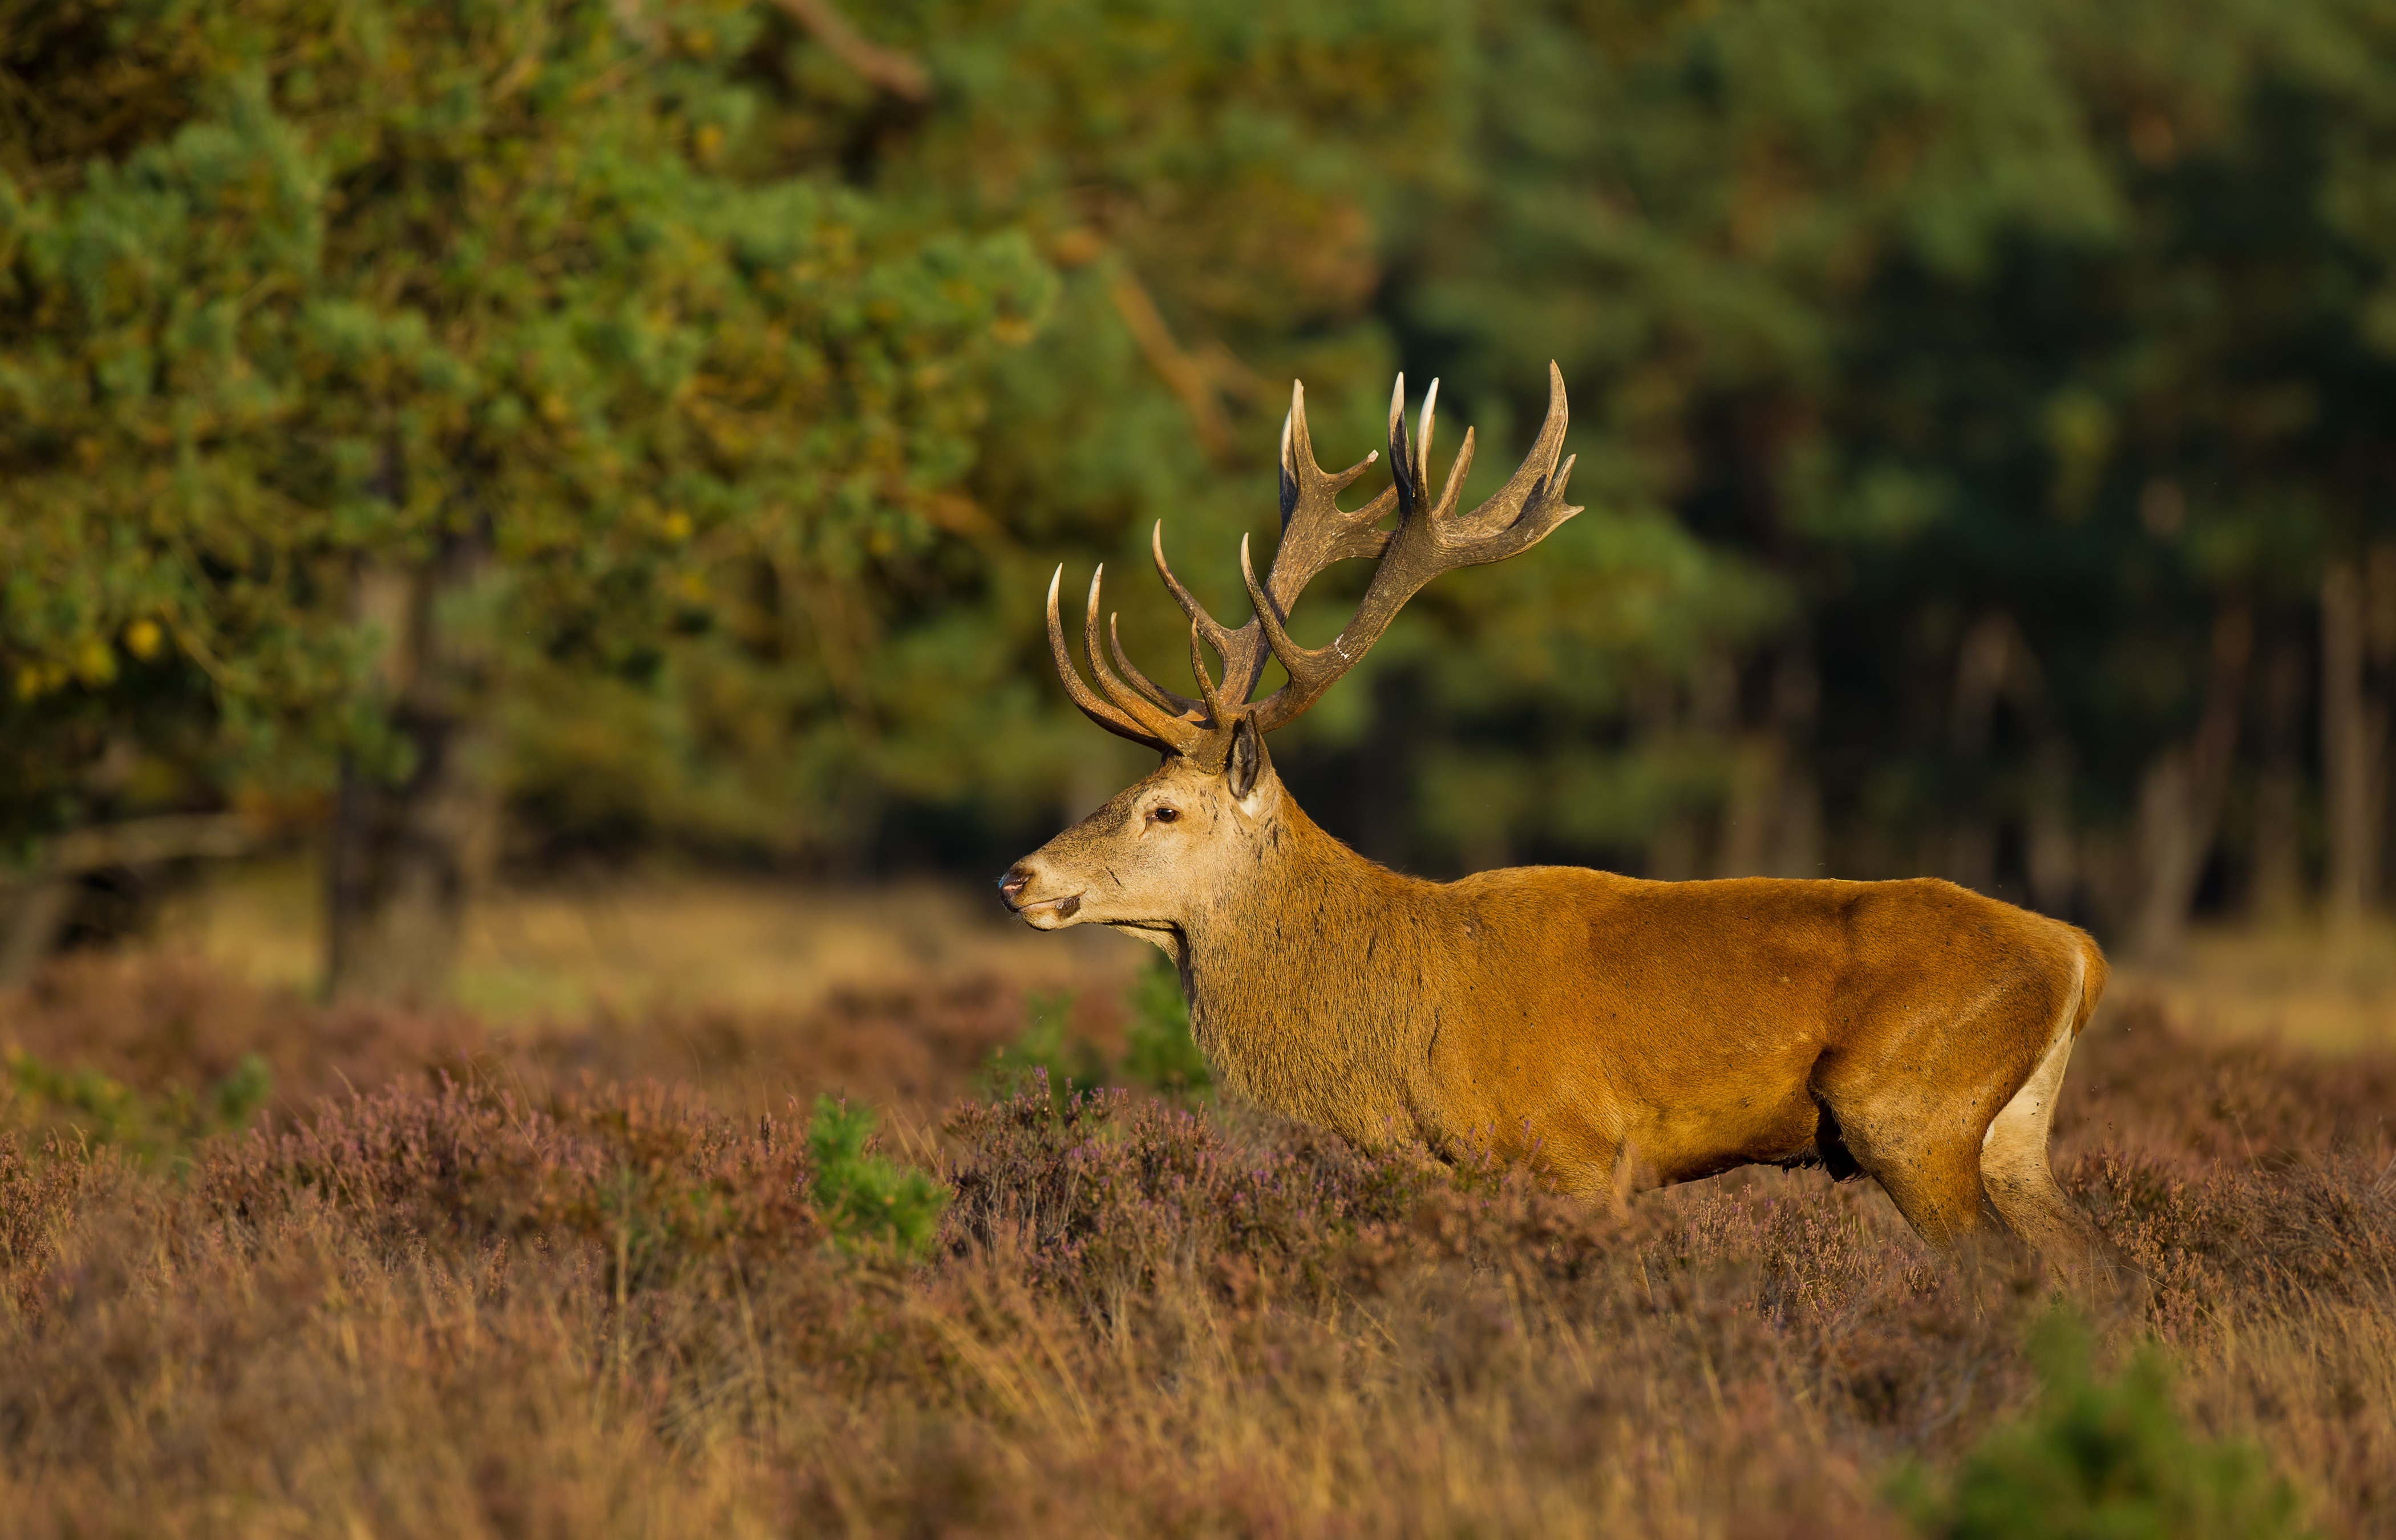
(1226, 715, 1265, 801)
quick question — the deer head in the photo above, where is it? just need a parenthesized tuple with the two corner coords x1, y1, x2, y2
(999, 364, 1581, 939)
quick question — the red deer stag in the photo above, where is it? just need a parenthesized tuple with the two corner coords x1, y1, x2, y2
(1000, 364, 2111, 1278)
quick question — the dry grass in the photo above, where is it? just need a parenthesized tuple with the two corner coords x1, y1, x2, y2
(156, 864, 2393, 1053)
(2115, 920, 2396, 1053)
(150, 861, 1134, 1024)
(1, 890, 2393, 1538)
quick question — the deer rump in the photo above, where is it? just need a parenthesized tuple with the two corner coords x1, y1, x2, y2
(1003, 365, 2114, 1281)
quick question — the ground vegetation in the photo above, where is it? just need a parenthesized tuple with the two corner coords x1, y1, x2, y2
(1, 951, 2390, 1535)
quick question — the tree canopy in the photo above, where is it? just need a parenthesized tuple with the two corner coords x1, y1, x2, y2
(3, 0, 2393, 995)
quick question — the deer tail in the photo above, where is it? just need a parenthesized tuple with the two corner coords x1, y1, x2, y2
(2068, 927, 2108, 1039)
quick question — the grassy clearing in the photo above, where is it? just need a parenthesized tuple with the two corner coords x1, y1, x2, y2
(1, 940, 2392, 1535)
(148, 862, 1131, 1024)
(2115, 921, 2396, 1055)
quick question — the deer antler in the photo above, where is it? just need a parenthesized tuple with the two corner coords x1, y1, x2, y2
(1240, 362, 1579, 732)
(1150, 379, 1398, 707)
(1046, 363, 1580, 757)
(1046, 565, 1205, 755)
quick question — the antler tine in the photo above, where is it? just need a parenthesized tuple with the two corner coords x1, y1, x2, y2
(1280, 379, 1382, 524)
(1107, 611, 1207, 721)
(1187, 621, 1229, 724)
(1388, 374, 1475, 521)
(1277, 379, 1394, 565)
(1040, 370, 1575, 752)
(1147, 382, 1403, 715)
(1046, 566, 1177, 752)
(1152, 521, 1256, 700)
(1451, 359, 1575, 540)
(1386, 374, 1414, 515)
(1236, 532, 1366, 729)
(1415, 378, 1436, 497)
(1242, 379, 1396, 693)
(1246, 366, 1583, 733)
(1083, 566, 1201, 751)
(1419, 379, 1479, 525)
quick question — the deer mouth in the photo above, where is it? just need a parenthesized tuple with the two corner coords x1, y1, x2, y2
(1009, 891, 1084, 927)
(998, 860, 1085, 927)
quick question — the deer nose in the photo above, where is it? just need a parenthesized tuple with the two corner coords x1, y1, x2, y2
(997, 862, 1034, 909)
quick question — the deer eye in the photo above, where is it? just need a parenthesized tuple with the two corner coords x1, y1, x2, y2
(1150, 805, 1179, 824)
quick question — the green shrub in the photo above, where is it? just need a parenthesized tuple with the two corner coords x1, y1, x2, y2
(3, 1048, 272, 1174)
(806, 1096, 948, 1260)
(1897, 1311, 2309, 1540)
(977, 966, 1212, 1107)
(1120, 955, 1209, 1098)
(976, 989, 1109, 1105)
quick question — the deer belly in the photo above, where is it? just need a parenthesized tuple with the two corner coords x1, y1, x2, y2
(1434, 1015, 1824, 1190)
(1622, 1087, 1823, 1185)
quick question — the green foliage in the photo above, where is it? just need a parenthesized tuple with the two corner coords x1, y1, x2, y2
(0, 0, 1057, 850)
(2, 1047, 272, 1173)
(0, 0, 1749, 891)
(1895, 1312, 2309, 1540)
(1121, 954, 1209, 1097)
(1380, 0, 2396, 890)
(978, 965, 1211, 1104)
(805, 1094, 947, 1259)
(6, 0, 2395, 941)
(976, 988, 1108, 1105)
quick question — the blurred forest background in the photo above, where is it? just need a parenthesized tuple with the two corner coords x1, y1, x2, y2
(4, 0, 2396, 1005)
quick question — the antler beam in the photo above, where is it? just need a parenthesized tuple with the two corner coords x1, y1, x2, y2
(1046, 566, 1203, 755)
(1240, 362, 1579, 732)
(1048, 363, 1581, 755)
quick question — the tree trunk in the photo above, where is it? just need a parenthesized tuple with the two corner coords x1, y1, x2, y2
(1764, 649, 1823, 877)
(1944, 613, 2033, 895)
(2130, 598, 2251, 958)
(2130, 748, 2198, 957)
(2321, 560, 2386, 926)
(2025, 736, 2077, 917)
(1767, 761, 1823, 877)
(322, 540, 500, 1006)
(0, 814, 254, 987)
(1689, 652, 1745, 877)
(1648, 819, 1701, 881)
(1714, 732, 1782, 877)
(1713, 731, 1823, 878)
(1346, 666, 1418, 870)
(2248, 635, 2309, 923)
(1632, 675, 1698, 880)
(0, 878, 75, 989)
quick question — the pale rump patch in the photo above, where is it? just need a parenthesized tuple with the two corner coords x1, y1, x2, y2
(1977, 955, 2106, 1282)
(1983, 989, 2074, 1157)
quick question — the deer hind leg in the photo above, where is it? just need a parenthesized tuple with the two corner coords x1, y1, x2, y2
(1811, 1073, 1989, 1248)
(1811, 991, 2054, 1254)
(1844, 1127, 1992, 1250)
(1978, 1019, 2107, 1284)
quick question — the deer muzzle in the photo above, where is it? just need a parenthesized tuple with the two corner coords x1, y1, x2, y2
(998, 861, 1082, 926)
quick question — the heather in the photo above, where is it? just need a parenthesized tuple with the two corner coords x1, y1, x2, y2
(0, 956, 2390, 1536)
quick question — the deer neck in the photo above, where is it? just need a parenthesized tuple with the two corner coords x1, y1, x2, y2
(1173, 794, 1444, 1145)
